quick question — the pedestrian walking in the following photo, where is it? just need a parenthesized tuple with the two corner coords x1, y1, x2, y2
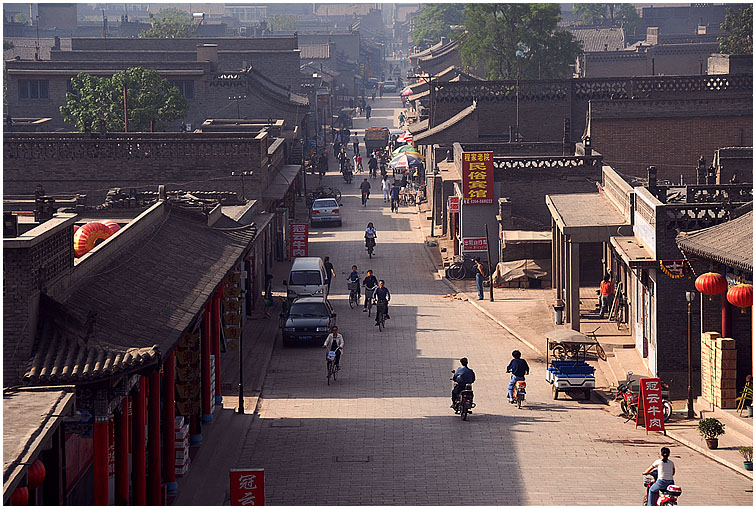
(598, 273, 615, 318)
(365, 104, 372, 120)
(379, 84, 384, 97)
(352, 133, 359, 155)
(323, 256, 336, 292)
(382, 177, 391, 202)
(474, 257, 485, 300)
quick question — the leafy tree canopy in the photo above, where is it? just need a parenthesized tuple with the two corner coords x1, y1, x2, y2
(60, 67, 188, 132)
(411, 4, 465, 48)
(267, 14, 299, 32)
(139, 8, 194, 39)
(573, 4, 639, 34)
(461, 4, 583, 80)
(719, 5, 752, 54)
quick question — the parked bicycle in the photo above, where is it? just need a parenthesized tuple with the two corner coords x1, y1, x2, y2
(446, 255, 490, 281)
(306, 186, 342, 207)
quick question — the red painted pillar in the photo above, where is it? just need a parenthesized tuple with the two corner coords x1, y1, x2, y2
(148, 370, 162, 505)
(721, 293, 730, 337)
(132, 378, 147, 505)
(164, 351, 178, 495)
(201, 304, 213, 423)
(93, 417, 109, 505)
(127, 396, 132, 453)
(115, 399, 129, 505)
(213, 291, 222, 406)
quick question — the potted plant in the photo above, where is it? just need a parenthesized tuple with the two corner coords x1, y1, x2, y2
(738, 446, 753, 471)
(698, 417, 726, 449)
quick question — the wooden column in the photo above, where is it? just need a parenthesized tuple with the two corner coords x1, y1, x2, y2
(213, 292, 223, 405)
(568, 239, 581, 331)
(201, 305, 213, 423)
(148, 370, 162, 505)
(132, 378, 147, 505)
(164, 351, 178, 494)
(93, 417, 109, 505)
(115, 398, 130, 505)
(551, 220, 558, 296)
(721, 293, 730, 337)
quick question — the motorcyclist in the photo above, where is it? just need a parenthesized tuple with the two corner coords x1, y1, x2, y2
(360, 178, 371, 206)
(373, 279, 390, 325)
(364, 222, 377, 252)
(506, 350, 530, 404)
(362, 269, 378, 312)
(322, 326, 344, 369)
(347, 265, 361, 300)
(643, 447, 675, 506)
(451, 357, 476, 409)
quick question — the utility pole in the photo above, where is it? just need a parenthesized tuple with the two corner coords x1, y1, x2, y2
(485, 223, 494, 302)
(123, 82, 128, 132)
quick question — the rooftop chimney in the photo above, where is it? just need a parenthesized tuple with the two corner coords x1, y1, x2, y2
(696, 156, 707, 184)
(647, 166, 658, 196)
(197, 44, 219, 71)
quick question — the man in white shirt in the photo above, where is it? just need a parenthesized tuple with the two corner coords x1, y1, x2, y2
(323, 326, 344, 369)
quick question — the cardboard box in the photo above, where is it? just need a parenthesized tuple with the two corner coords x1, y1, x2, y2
(716, 337, 736, 350)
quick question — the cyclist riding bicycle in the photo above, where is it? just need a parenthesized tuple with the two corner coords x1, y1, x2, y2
(360, 178, 371, 206)
(362, 269, 378, 312)
(364, 222, 377, 252)
(373, 280, 391, 325)
(347, 265, 361, 300)
(322, 326, 344, 369)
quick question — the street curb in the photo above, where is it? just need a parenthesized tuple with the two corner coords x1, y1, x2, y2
(663, 429, 754, 480)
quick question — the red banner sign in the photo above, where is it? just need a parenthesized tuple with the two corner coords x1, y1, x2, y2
(290, 223, 309, 258)
(230, 469, 265, 506)
(449, 196, 460, 214)
(637, 378, 666, 433)
(462, 151, 494, 204)
(462, 237, 488, 252)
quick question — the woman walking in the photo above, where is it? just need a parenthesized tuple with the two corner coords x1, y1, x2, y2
(382, 176, 391, 202)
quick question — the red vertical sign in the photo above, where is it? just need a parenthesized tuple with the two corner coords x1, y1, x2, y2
(230, 469, 265, 505)
(290, 223, 309, 258)
(462, 151, 494, 204)
(636, 378, 666, 433)
(449, 196, 460, 213)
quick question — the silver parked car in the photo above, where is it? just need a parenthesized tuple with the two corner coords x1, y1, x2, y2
(383, 79, 397, 93)
(310, 198, 342, 226)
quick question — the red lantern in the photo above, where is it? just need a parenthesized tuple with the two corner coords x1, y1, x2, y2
(10, 486, 29, 506)
(727, 283, 753, 313)
(27, 459, 46, 490)
(695, 272, 728, 298)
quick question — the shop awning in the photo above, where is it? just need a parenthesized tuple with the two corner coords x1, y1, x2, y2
(263, 165, 300, 201)
(546, 193, 629, 243)
(610, 236, 656, 267)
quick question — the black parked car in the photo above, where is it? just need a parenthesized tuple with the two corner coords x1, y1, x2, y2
(281, 296, 336, 347)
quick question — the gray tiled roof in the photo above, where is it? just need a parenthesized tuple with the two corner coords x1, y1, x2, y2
(24, 204, 258, 385)
(568, 27, 625, 52)
(676, 210, 753, 272)
(300, 43, 330, 60)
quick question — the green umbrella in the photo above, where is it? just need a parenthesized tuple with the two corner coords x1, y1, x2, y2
(392, 144, 419, 157)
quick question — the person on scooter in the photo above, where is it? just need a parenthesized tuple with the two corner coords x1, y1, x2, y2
(362, 269, 378, 312)
(322, 326, 344, 370)
(347, 265, 361, 300)
(451, 357, 476, 408)
(643, 447, 675, 506)
(373, 280, 391, 325)
(506, 350, 530, 404)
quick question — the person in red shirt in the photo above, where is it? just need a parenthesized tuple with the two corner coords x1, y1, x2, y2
(599, 273, 615, 318)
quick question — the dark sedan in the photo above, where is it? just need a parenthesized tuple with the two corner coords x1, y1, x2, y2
(281, 297, 336, 347)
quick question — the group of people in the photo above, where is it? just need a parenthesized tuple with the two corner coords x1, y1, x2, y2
(350, 97, 372, 120)
(450, 350, 531, 409)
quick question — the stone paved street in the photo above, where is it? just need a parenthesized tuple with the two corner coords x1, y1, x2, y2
(234, 96, 753, 505)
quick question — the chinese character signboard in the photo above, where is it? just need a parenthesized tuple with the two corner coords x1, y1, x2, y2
(636, 378, 665, 433)
(289, 223, 309, 258)
(230, 468, 265, 505)
(462, 237, 488, 252)
(449, 196, 460, 213)
(462, 151, 494, 204)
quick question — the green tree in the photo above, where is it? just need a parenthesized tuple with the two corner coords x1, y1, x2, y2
(139, 8, 194, 39)
(573, 4, 640, 32)
(461, 4, 583, 80)
(60, 68, 188, 132)
(12, 12, 29, 24)
(411, 4, 465, 47)
(719, 5, 752, 54)
(267, 14, 298, 32)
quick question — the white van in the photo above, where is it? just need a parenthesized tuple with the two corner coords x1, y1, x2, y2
(283, 257, 329, 301)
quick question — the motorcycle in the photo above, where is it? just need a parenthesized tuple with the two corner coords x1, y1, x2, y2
(513, 379, 527, 408)
(643, 471, 682, 506)
(450, 371, 475, 420)
(616, 371, 673, 422)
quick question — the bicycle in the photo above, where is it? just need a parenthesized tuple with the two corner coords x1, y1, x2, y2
(361, 191, 369, 207)
(375, 300, 388, 331)
(446, 255, 490, 281)
(364, 286, 376, 316)
(326, 350, 338, 385)
(390, 197, 399, 213)
(347, 280, 360, 309)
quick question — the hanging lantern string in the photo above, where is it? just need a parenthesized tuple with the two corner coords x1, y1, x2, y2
(680, 250, 698, 280)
